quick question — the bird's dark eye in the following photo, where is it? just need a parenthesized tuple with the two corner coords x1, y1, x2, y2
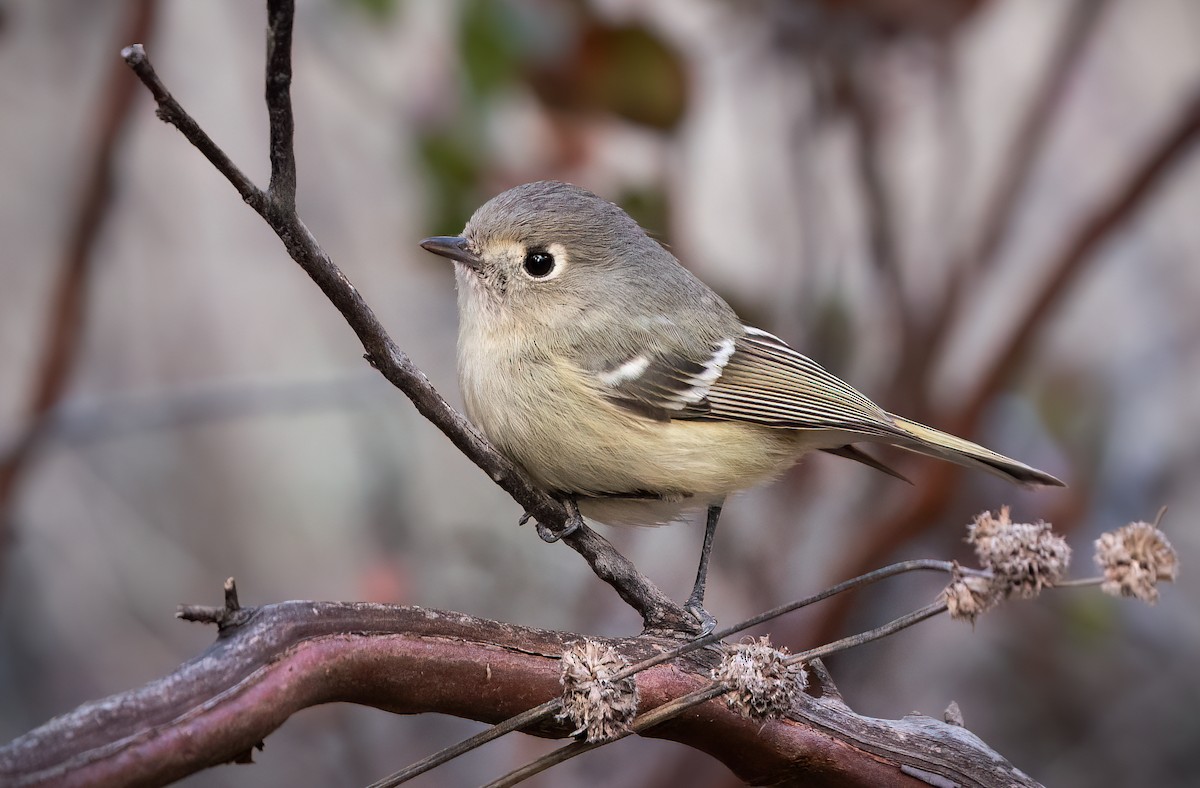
(522, 248, 556, 278)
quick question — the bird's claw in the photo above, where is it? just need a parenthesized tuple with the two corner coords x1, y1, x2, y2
(684, 601, 717, 637)
(535, 507, 582, 543)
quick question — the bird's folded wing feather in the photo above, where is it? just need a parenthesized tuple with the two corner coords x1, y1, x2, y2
(594, 326, 902, 437)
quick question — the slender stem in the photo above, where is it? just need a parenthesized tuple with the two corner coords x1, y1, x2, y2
(784, 601, 947, 666)
(365, 701, 560, 788)
(1053, 577, 1103, 588)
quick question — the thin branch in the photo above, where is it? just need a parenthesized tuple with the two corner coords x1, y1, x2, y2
(0, 0, 158, 556)
(366, 702, 559, 788)
(177, 576, 251, 630)
(785, 601, 947, 666)
(118, 35, 686, 632)
(556, 522, 691, 633)
(120, 45, 264, 209)
(265, 0, 297, 205)
(1053, 577, 1103, 589)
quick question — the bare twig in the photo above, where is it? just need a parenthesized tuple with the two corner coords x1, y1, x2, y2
(786, 601, 947, 666)
(177, 576, 252, 630)
(119, 7, 687, 632)
(121, 45, 263, 208)
(366, 702, 560, 788)
(1052, 577, 1103, 589)
(0, 0, 157, 558)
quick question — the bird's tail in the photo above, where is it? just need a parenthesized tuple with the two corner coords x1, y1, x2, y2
(887, 414, 1064, 488)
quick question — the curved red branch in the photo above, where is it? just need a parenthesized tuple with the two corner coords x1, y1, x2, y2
(0, 601, 1034, 787)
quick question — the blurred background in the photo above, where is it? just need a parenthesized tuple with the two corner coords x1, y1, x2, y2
(1, 0, 1198, 785)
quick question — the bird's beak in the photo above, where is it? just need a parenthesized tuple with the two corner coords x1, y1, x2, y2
(419, 236, 481, 271)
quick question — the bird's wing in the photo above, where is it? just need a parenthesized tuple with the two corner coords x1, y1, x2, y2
(589, 326, 1064, 487)
(703, 327, 898, 435)
(593, 325, 901, 438)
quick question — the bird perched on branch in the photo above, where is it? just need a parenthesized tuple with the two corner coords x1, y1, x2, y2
(421, 180, 1063, 633)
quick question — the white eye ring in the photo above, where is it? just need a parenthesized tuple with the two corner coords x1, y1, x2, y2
(520, 242, 568, 281)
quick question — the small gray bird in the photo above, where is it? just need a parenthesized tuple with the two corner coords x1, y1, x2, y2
(421, 180, 1063, 632)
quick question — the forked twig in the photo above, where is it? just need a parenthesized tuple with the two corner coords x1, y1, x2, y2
(119, 0, 686, 633)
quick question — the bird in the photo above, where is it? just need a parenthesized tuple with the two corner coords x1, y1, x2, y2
(420, 180, 1063, 633)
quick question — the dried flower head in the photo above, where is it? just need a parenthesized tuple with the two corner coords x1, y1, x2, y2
(1095, 519, 1179, 604)
(942, 565, 1001, 624)
(967, 506, 1071, 599)
(711, 637, 806, 720)
(557, 641, 638, 742)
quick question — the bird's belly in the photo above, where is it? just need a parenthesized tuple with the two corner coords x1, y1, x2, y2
(460, 351, 810, 520)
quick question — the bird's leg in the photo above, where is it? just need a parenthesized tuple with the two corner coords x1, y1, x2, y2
(684, 502, 723, 636)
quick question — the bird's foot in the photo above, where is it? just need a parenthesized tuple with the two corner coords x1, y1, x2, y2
(684, 598, 717, 637)
(532, 498, 584, 543)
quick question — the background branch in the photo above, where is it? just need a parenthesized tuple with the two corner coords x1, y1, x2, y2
(911, 0, 1112, 409)
(0, 0, 157, 569)
(955, 85, 1200, 433)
